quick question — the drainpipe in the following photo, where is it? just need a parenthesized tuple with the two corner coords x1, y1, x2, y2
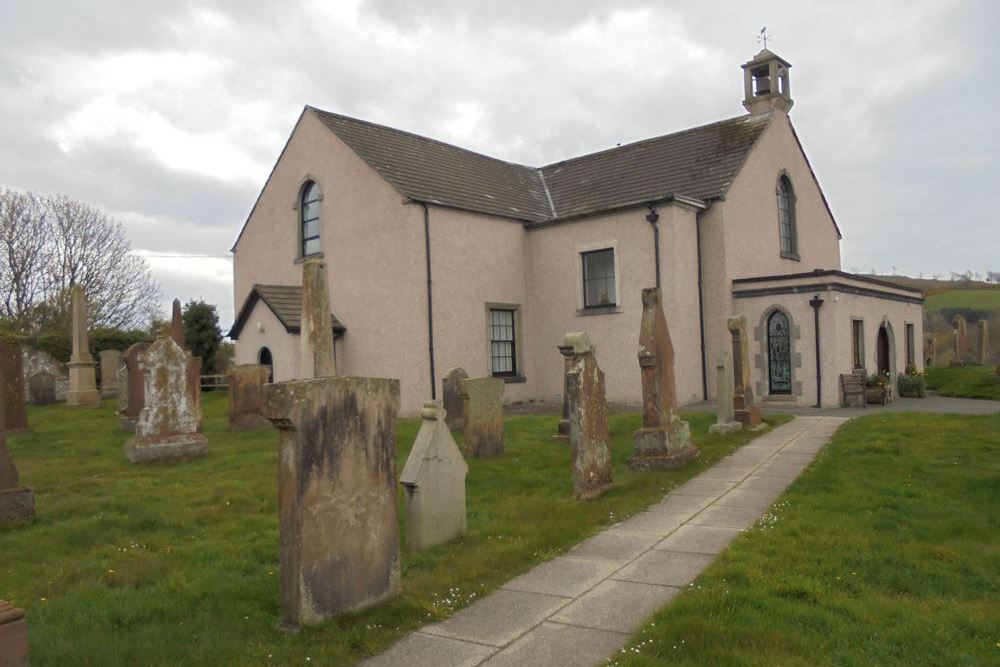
(809, 294, 824, 408)
(695, 213, 708, 401)
(645, 204, 661, 289)
(422, 203, 437, 399)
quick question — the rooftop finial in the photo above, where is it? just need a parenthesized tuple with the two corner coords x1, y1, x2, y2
(757, 26, 771, 50)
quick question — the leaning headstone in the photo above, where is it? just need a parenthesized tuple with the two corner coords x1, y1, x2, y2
(300, 259, 337, 378)
(120, 342, 149, 432)
(170, 298, 185, 347)
(100, 349, 123, 398)
(0, 340, 28, 432)
(399, 400, 468, 550)
(266, 376, 401, 628)
(1, 368, 35, 525)
(709, 350, 742, 435)
(66, 285, 101, 407)
(441, 367, 468, 432)
(560, 332, 612, 500)
(227, 364, 270, 431)
(978, 320, 989, 365)
(457, 377, 504, 458)
(28, 370, 57, 406)
(0, 600, 29, 667)
(630, 288, 698, 469)
(124, 337, 207, 463)
(727, 316, 763, 429)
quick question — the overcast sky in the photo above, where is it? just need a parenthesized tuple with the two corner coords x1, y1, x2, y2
(1, 0, 997, 329)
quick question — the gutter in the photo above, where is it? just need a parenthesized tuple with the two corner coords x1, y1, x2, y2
(809, 294, 825, 407)
(422, 203, 437, 399)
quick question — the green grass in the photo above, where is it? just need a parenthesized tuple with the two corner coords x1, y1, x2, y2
(0, 394, 788, 666)
(924, 289, 1000, 313)
(925, 365, 1000, 400)
(613, 412, 1000, 667)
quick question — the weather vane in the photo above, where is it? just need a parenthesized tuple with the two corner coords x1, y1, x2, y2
(758, 26, 772, 49)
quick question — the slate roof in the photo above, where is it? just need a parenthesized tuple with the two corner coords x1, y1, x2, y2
(228, 284, 346, 339)
(311, 106, 773, 224)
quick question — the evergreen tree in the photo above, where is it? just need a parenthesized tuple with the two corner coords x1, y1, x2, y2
(182, 300, 222, 374)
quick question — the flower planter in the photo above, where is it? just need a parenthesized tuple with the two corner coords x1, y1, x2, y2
(865, 387, 887, 405)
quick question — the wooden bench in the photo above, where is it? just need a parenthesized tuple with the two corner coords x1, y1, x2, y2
(840, 370, 867, 408)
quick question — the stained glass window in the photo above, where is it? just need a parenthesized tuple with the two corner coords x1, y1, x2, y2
(767, 310, 792, 394)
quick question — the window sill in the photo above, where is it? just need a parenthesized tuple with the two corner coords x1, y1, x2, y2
(493, 375, 526, 384)
(780, 251, 801, 262)
(577, 305, 622, 317)
(294, 252, 325, 265)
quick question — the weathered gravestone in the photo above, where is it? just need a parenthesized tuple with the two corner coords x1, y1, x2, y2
(120, 342, 149, 432)
(457, 377, 504, 458)
(1, 368, 35, 525)
(227, 364, 270, 431)
(399, 400, 468, 551)
(22, 347, 68, 403)
(0, 340, 28, 432)
(554, 348, 575, 443)
(441, 367, 468, 431)
(116, 365, 128, 415)
(923, 333, 936, 367)
(978, 320, 990, 365)
(951, 314, 968, 365)
(266, 376, 401, 628)
(630, 288, 698, 469)
(727, 316, 763, 429)
(170, 298, 185, 347)
(0, 600, 29, 667)
(100, 349, 123, 398)
(709, 350, 742, 435)
(300, 259, 337, 378)
(28, 370, 57, 406)
(124, 337, 207, 463)
(559, 332, 612, 500)
(66, 285, 101, 408)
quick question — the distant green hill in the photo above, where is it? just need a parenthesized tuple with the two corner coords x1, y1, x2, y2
(924, 290, 1000, 313)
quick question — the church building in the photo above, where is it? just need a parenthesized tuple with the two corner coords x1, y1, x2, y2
(229, 49, 923, 414)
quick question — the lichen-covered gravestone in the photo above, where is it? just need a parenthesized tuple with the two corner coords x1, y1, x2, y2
(0, 600, 29, 667)
(727, 316, 763, 429)
(266, 376, 401, 628)
(630, 288, 698, 469)
(441, 367, 468, 431)
(0, 340, 28, 432)
(120, 342, 149, 432)
(399, 400, 468, 550)
(28, 370, 57, 406)
(66, 285, 101, 408)
(170, 298, 185, 347)
(457, 377, 504, 458)
(124, 337, 207, 463)
(227, 364, 270, 431)
(299, 259, 337, 378)
(709, 350, 742, 435)
(978, 320, 989, 365)
(554, 349, 575, 443)
(99, 349, 123, 398)
(559, 332, 612, 499)
(1, 368, 34, 525)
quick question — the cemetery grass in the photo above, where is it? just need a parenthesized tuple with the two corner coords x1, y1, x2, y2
(612, 411, 1000, 667)
(925, 365, 1000, 400)
(1, 394, 789, 666)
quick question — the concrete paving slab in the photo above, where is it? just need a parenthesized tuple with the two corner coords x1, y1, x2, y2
(422, 589, 569, 647)
(722, 449, 773, 466)
(502, 557, 616, 599)
(672, 477, 738, 497)
(360, 632, 496, 667)
(783, 439, 829, 454)
(613, 510, 687, 536)
(479, 622, 627, 667)
(647, 493, 716, 515)
(755, 461, 809, 478)
(715, 487, 781, 510)
(567, 529, 660, 565)
(697, 465, 755, 481)
(734, 475, 793, 493)
(551, 580, 680, 633)
(654, 524, 743, 555)
(689, 504, 765, 530)
(612, 550, 714, 587)
(769, 451, 817, 465)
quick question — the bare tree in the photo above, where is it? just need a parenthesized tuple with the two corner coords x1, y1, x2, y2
(0, 188, 49, 323)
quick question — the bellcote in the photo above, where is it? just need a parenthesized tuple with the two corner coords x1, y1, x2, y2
(742, 49, 793, 115)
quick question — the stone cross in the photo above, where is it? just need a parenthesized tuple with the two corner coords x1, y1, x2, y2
(727, 316, 763, 429)
(170, 298, 185, 347)
(124, 337, 207, 463)
(560, 332, 612, 500)
(266, 376, 401, 628)
(227, 364, 271, 431)
(457, 376, 504, 458)
(0, 367, 35, 525)
(300, 259, 337, 378)
(441, 367, 468, 432)
(978, 320, 989, 365)
(120, 342, 150, 431)
(709, 350, 742, 435)
(0, 340, 28, 431)
(0, 600, 29, 666)
(399, 400, 469, 550)
(66, 285, 101, 407)
(99, 349, 123, 398)
(630, 288, 698, 469)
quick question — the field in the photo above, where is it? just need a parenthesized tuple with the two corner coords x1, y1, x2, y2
(926, 365, 1000, 400)
(613, 411, 1000, 666)
(923, 289, 1000, 314)
(0, 393, 788, 666)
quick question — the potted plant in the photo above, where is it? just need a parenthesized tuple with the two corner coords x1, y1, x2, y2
(865, 371, 890, 404)
(897, 364, 926, 398)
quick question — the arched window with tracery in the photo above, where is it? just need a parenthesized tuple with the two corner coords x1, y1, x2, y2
(300, 180, 321, 257)
(777, 174, 797, 258)
(767, 309, 792, 394)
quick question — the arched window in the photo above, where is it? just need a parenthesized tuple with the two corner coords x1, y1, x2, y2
(777, 174, 797, 258)
(767, 310, 792, 394)
(300, 181, 321, 257)
(258, 346, 274, 383)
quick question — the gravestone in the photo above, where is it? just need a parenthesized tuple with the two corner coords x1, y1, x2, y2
(22, 347, 68, 403)
(441, 367, 468, 431)
(630, 288, 698, 469)
(116, 365, 128, 415)
(120, 342, 150, 431)
(124, 337, 207, 463)
(709, 350, 742, 435)
(66, 285, 101, 407)
(953, 314, 968, 362)
(457, 377, 504, 458)
(0, 600, 29, 667)
(227, 364, 270, 431)
(170, 298, 185, 346)
(978, 320, 989, 365)
(727, 316, 763, 429)
(28, 370, 57, 406)
(0, 340, 28, 432)
(1, 368, 35, 525)
(300, 259, 337, 378)
(554, 349, 574, 443)
(266, 376, 401, 627)
(100, 349, 123, 398)
(399, 400, 468, 550)
(559, 332, 612, 500)
(923, 333, 936, 367)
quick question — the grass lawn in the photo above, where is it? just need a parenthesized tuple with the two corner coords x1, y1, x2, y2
(612, 411, 1000, 667)
(923, 288, 1000, 313)
(925, 365, 1000, 400)
(0, 393, 788, 666)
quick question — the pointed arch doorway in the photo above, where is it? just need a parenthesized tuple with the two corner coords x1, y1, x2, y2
(876, 324, 892, 376)
(258, 346, 274, 383)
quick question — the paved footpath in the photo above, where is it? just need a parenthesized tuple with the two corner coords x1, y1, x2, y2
(363, 416, 847, 667)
